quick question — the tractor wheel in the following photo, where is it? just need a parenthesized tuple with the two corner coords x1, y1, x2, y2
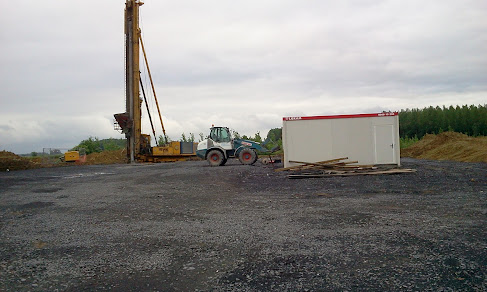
(207, 149, 225, 166)
(238, 148, 257, 165)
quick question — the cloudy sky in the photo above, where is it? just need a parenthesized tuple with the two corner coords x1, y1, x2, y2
(1, 0, 486, 154)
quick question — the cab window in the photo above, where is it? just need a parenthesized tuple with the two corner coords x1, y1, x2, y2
(210, 128, 231, 142)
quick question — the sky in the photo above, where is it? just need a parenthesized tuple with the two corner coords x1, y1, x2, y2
(1, 0, 486, 154)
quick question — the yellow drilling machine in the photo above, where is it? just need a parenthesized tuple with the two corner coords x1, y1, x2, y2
(114, 0, 196, 163)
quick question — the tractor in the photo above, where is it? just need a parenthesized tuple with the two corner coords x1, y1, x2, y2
(196, 127, 270, 166)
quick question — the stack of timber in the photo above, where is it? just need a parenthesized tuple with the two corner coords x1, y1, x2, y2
(275, 157, 416, 179)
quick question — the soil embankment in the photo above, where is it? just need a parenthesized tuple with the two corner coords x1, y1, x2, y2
(401, 132, 487, 163)
(0, 149, 127, 171)
(0, 151, 41, 171)
(84, 149, 127, 165)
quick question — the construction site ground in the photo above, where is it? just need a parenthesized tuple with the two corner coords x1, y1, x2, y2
(1, 158, 486, 291)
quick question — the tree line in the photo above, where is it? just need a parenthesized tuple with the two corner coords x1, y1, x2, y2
(399, 104, 487, 139)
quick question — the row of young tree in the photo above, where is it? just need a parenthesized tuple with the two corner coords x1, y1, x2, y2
(157, 133, 202, 145)
(399, 104, 487, 139)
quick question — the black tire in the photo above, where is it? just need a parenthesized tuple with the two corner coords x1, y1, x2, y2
(220, 158, 228, 166)
(238, 148, 257, 165)
(207, 149, 225, 166)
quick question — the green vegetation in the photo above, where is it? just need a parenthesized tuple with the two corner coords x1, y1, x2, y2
(156, 133, 198, 145)
(400, 136, 419, 149)
(239, 132, 263, 143)
(399, 104, 487, 139)
(180, 133, 196, 142)
(72, 137, 125, 155)
(229, 128, 282, 151)
(157, 135, 170, 145)
(262, 128, 282, 151)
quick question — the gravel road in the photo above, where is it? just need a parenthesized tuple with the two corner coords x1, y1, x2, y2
(0, 158, 486, 291)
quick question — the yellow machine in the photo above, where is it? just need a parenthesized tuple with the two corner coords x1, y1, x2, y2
(64, 151, 80, 162)
(153, 141, 184, 156)
(63, 149, 87, 163)
(114, 0, 196, 163)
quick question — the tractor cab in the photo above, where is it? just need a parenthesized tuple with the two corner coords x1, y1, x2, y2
(209, 127, 232, 143)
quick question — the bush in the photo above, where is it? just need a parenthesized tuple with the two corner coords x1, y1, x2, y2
(400, 136, 419, 149)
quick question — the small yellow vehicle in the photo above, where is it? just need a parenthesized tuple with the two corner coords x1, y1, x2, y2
(62, 149, 86, 163)
(64, 151, 80, 162)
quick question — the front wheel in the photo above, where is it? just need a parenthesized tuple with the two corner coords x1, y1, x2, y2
(207, 149, 225, 166)
(238, 148, 257, 165)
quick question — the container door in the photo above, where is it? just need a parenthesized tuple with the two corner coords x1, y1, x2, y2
(374, 125, 395, 164)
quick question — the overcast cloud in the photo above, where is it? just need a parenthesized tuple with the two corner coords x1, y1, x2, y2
(1, 0, 486, 153)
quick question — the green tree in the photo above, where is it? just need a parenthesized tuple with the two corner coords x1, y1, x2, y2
(73, 137, 102, 154)
(102, 138, 126, 151)
(157, 135, 170, 145)
(399, 104, 487, 139)
(265, 128, 282, 141)
(252, 132, 262, 143)
(180, 133, 187, 142)
(263, 128, 283, 150)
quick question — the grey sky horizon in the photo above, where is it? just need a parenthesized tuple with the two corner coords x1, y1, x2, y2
(1, 0, 486, 154)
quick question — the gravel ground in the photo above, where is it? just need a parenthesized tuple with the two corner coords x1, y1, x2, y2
(0, 158, 486, 291)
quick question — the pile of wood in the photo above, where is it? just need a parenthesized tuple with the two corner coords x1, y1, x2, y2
(275, 157, 416, 179)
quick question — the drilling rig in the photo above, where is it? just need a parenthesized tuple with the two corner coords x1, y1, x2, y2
(114, 0, 196, 163)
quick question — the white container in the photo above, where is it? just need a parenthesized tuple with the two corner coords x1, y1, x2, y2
(282, 112, 400, 167)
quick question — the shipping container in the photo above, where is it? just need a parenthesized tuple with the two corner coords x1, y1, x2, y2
(282, 112, 400, 168)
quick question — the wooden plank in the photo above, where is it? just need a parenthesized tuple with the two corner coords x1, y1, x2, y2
(338, 165, 376, 168)
(288, 160, 351, 167)
(315, 157, 349, 164)
(275, 157, 349, 172)
(288, 168, 416, 179)
(288, 157, 348, 165)
(339, 161, 360, 165)
(332, 161, 359, 165)
(286, 161, 359, 171)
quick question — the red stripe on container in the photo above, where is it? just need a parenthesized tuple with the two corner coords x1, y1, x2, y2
(283, 112, 398, 121)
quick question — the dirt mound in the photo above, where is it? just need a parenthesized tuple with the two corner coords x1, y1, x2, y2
(0, 151, 41, 171)
(401, 132, 487, 162)
(85, 149, 127, 165)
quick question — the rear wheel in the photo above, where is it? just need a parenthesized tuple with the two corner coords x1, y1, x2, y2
(238, 148, 257, 165)
(207, 149, 225, 166)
